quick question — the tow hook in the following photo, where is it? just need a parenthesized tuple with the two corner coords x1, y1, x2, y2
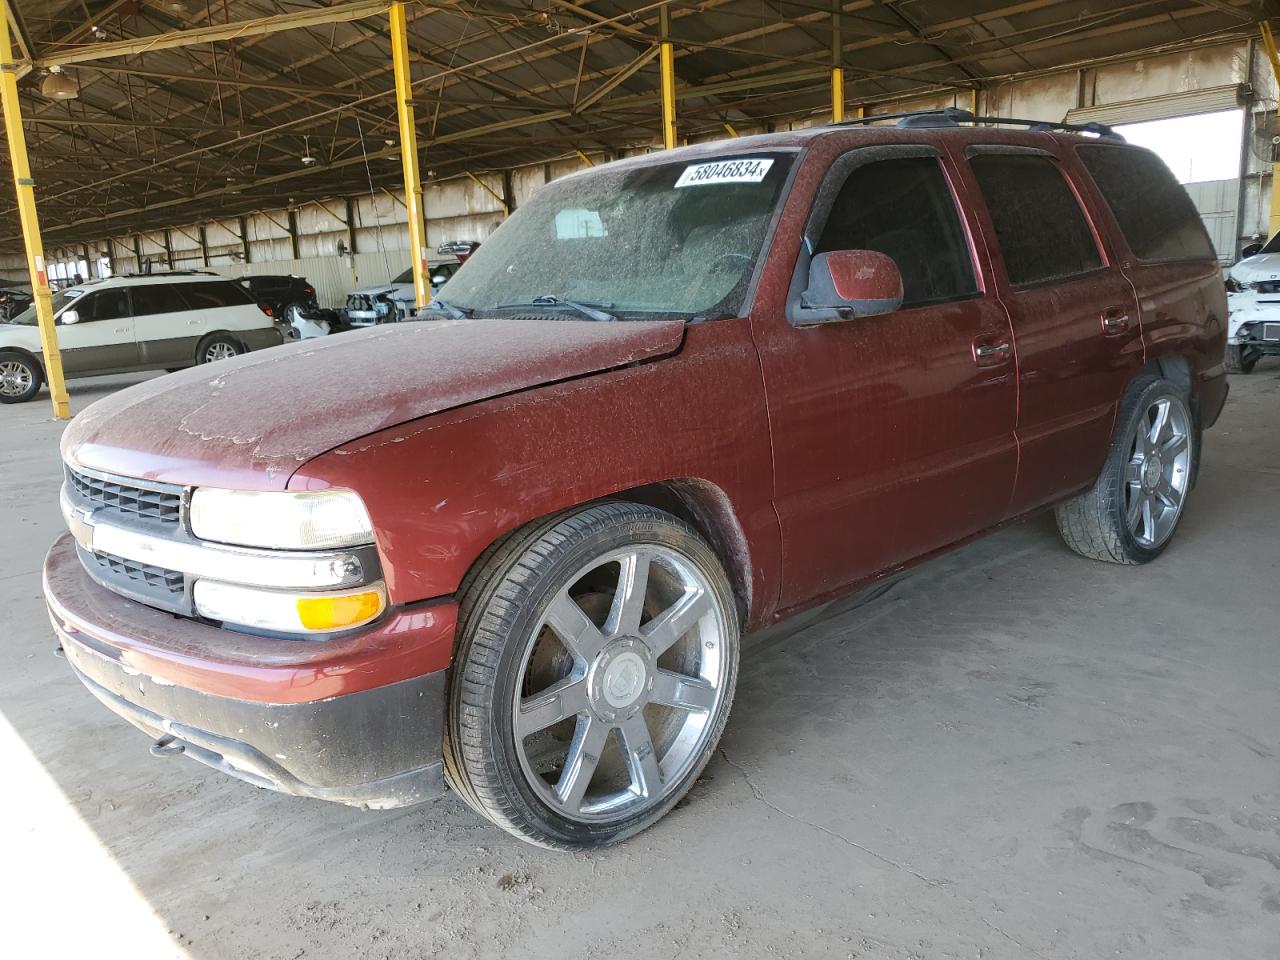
(150, 735, 185, 758)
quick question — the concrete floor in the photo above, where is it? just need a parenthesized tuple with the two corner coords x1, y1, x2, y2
(4, 364, 1279, 960)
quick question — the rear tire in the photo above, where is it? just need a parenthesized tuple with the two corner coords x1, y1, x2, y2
(1055, 376, 1197, 564)
(1224, 343, 1258, 374)
(443, 502, 739, 850)
(196, 334, 243, 364)
(0, 352, 42, 403)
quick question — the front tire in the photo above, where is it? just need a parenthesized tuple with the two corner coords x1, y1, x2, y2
(1055, 375, 1197, 564)
(443, 502, 740, 849)
(0, 352, 42, 403)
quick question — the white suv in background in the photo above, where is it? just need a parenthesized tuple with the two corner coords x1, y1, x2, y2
(1225, 241, 1280, 373)
(0, 272, 282, 404)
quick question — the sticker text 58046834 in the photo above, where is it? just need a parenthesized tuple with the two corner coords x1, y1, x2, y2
(675, 158, 774, 188)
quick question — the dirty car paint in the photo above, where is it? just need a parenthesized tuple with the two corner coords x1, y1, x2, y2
(60, 317, 685, 487)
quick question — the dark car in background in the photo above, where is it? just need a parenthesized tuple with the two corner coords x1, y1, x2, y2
(239, 273, 316, 326)
(0, 287, 32, 322)
(239, 274, 345, 339)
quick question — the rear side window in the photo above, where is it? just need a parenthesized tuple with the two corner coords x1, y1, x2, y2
(1077, 145, 1215, 262)
(131, 283, 191, 316)
(969, 154, 1102, 287)
(815, 156, 977, 307)
(181, 281, 255, 310)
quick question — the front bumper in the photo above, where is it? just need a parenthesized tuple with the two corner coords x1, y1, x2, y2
(1225, 291, 1280, 344)
(44, 534, 457, 809)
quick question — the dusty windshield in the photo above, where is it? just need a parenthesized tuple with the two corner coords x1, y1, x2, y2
(7, 289, 81, 326)
(439, 152, 796, 320)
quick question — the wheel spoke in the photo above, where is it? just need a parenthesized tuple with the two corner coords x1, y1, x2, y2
(555, 715, 611, 812)
(1147, 400, 1170, 446)
(619, 715, 663, 799)
(607, 550, 651, 638)
(640, 587, 712, 657)
(1160, 434, 1189, 461)
(1124, 458, 1143, 484)
(516, 677, 588, 738)
(1155, 477, 1182, 510)
(1151, 499, 1176, 544)
(650, 669, 716, 712)
(544, 592, 606, 661)
(1126, 490, 1145, 535)
(1140, 495, 1155, 543)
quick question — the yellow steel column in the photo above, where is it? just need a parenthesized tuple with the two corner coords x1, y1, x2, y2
(389, 1, 429, 309)
(830, 1, 844, 122)
(0, 2, 69, 418)
(1260, 22, 1280, 240)
(659, 4, 676, 149)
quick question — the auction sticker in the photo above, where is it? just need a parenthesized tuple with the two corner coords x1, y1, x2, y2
(675, 158, 774, 188)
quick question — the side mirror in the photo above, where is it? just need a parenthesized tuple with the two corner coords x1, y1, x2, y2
(59, 309, 80, 325)
(801, 250, 903, 319)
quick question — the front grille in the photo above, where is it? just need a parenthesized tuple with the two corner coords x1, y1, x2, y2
(89, 550, 185, 596)
(67, 467, 182, 526)
(1264, 322, 1280, 342)
(1256, 281, 1280, 295)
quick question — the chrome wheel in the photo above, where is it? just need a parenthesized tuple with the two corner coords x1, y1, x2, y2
(204, 341, 238, 362)
(1124, 394, 1192, 548)
(0, 359, 33, 397)
(512, 544, 729, 823)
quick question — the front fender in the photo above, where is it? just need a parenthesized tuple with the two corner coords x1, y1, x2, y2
(288, 319, 782, 627)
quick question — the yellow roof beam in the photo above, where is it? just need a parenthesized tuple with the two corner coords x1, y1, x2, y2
(35, 0, 393, 69)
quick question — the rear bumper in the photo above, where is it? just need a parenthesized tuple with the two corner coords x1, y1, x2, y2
(44, 534, 457, 809)
(241, 326, 285, 351)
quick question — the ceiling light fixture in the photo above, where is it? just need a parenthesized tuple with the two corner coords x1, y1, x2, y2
(41, 66, 78, 100)
(301, 135, 317, 167)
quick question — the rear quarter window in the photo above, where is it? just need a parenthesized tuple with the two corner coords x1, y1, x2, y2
(1077, 145, 1215, 263)
(180, 281, 256, 310)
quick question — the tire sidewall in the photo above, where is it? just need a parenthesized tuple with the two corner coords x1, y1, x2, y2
(1108, 378, 1196, 563)
(454, 508, 739, 849)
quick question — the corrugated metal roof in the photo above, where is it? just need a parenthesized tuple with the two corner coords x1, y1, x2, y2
(0, 0, 1270, 249)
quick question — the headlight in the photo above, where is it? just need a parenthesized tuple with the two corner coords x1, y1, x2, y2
(189, 488, 374, 550)
(194, 579, 387, 634)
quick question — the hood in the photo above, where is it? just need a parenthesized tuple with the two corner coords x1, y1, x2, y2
(1229, 253, 1280, 283)
(63, 317, 685, 489)
(350, 282, 412, 299)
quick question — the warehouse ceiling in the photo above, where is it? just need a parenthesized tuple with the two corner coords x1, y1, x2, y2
(0, 0, 1276, 249)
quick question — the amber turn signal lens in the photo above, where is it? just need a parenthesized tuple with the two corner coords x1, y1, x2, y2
(296, 589, 385, 631)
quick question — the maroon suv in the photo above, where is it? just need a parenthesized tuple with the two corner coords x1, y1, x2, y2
(45, 110, 1228, 849)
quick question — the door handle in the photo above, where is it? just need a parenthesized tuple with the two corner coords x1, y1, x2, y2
(973, 339, 1011, 365)
(114, 326, 128, 334)
(1101, 309, 1132, 335)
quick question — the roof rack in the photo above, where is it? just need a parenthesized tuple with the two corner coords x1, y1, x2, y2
(120, 269, 222, 278)
(830, 106, 1125, 142)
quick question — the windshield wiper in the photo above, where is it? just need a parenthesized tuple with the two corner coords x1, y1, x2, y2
(500, 294, 616, 322)
(422, 298, 471, 320)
